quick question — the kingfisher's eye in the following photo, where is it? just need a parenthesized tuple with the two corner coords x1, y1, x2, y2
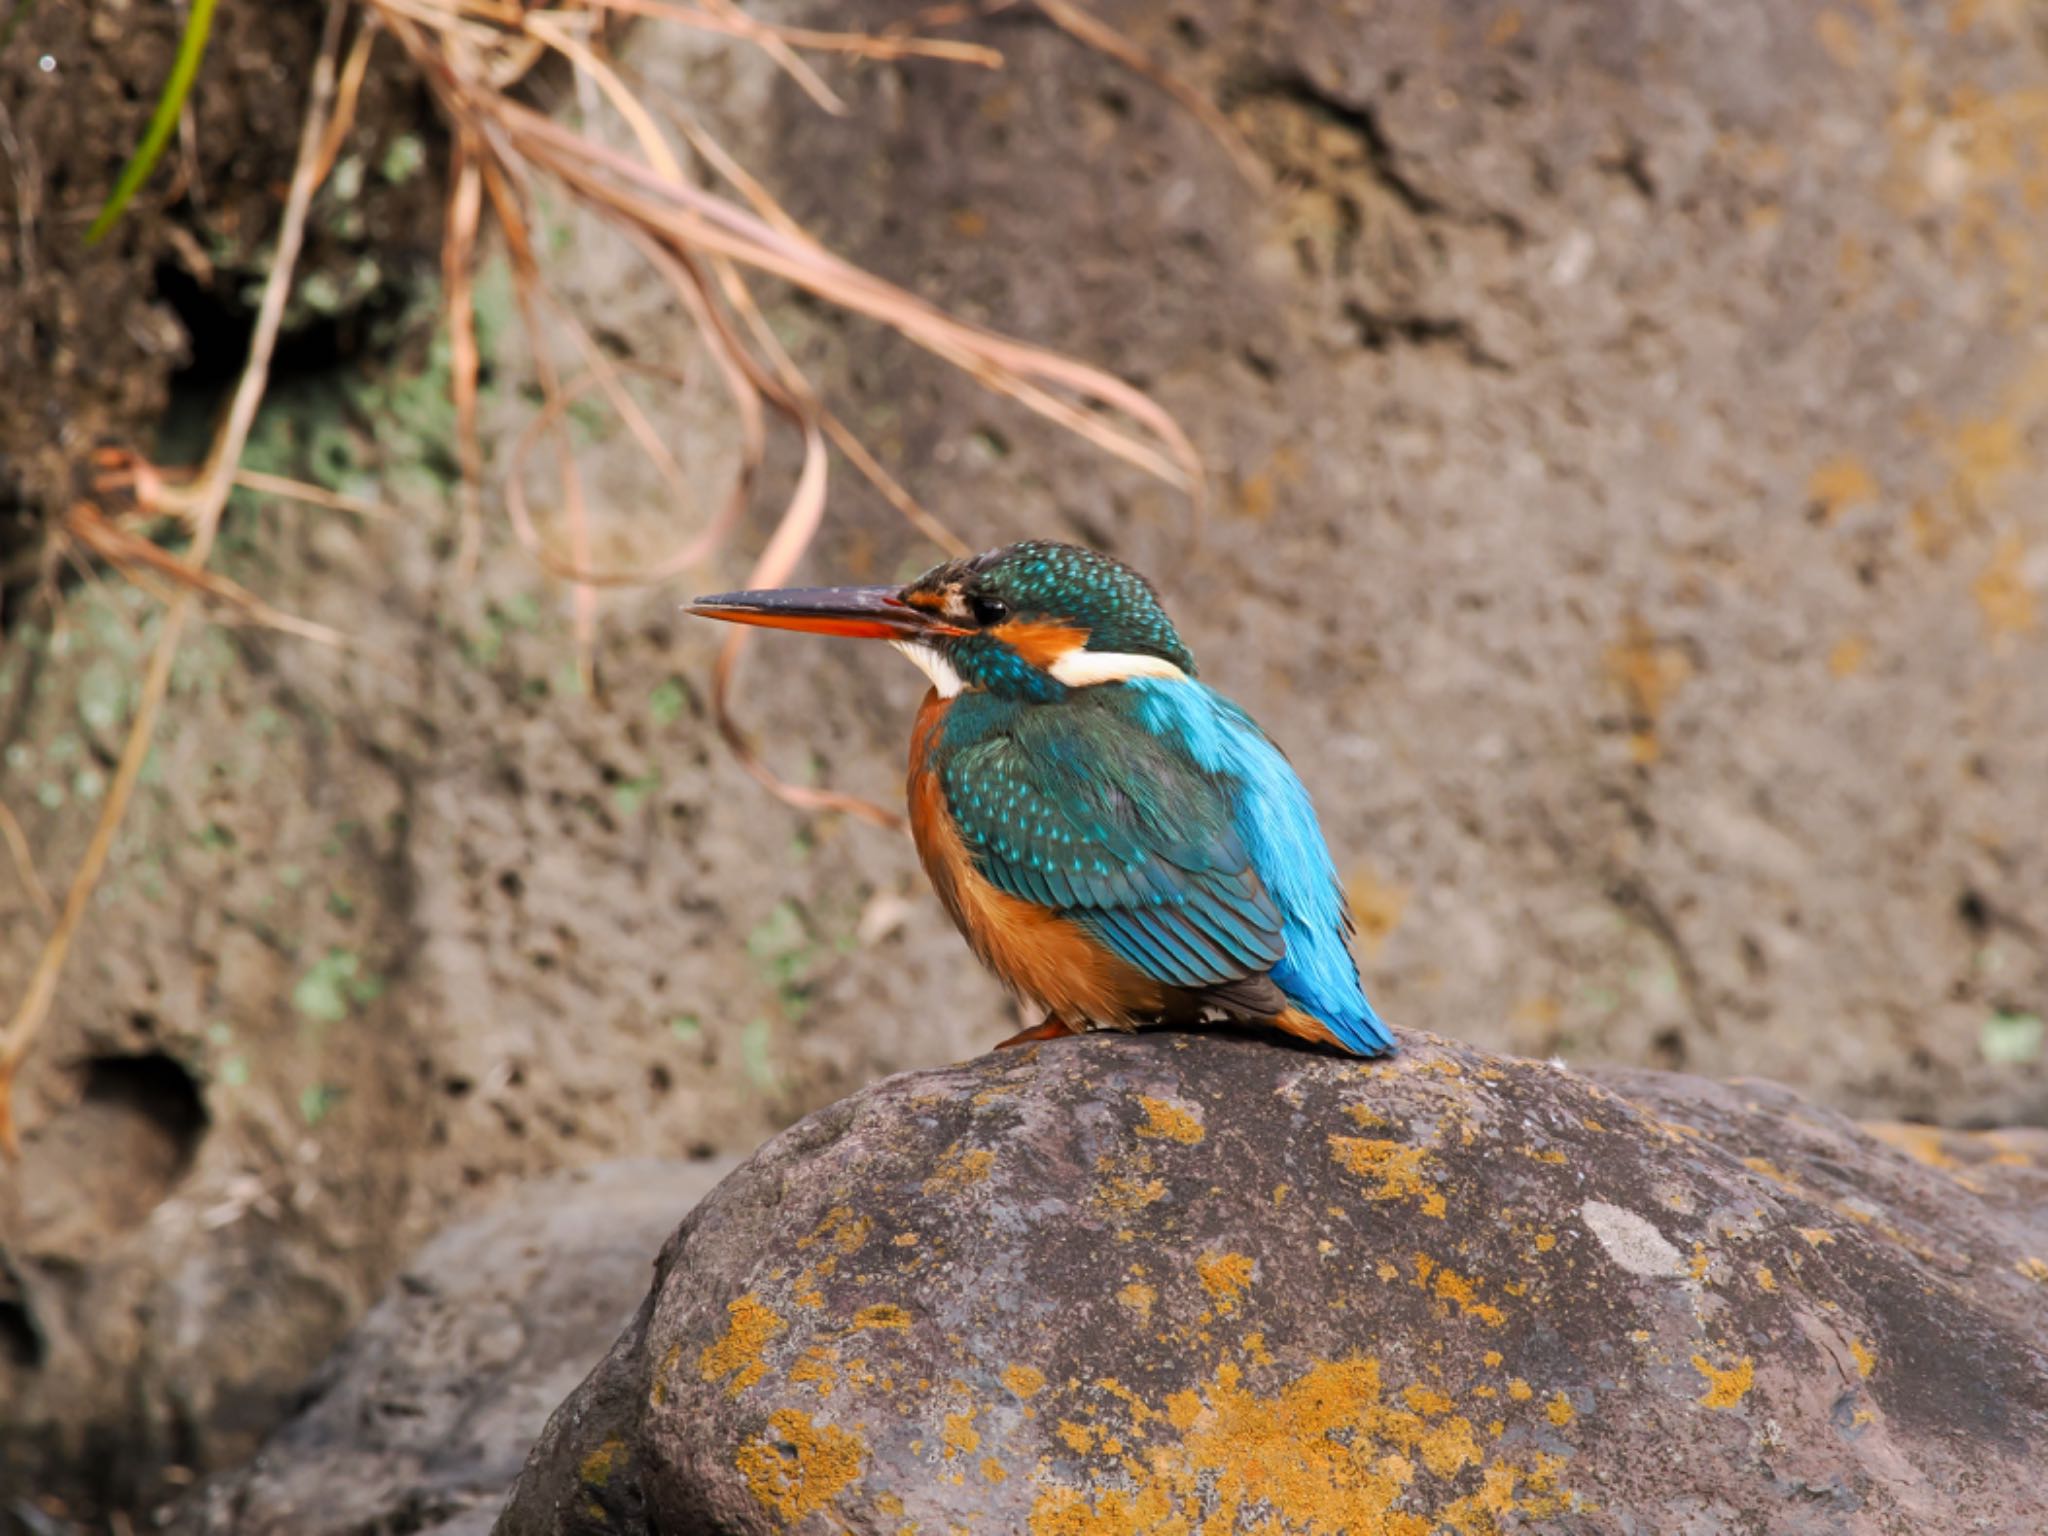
(968, 593, 1009, 627)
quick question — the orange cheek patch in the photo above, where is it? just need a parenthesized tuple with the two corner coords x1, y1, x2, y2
(995, 618, 1090, 668)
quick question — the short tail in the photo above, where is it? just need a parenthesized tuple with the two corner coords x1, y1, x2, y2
(1275, 1001, 1396, 1057)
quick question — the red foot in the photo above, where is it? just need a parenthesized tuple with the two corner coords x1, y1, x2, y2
(993, 1016, 1083, 1050)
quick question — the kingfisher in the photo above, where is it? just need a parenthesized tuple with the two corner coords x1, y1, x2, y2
(688, 541, 1394, 1056)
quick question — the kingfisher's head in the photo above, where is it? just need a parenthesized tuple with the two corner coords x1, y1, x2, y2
(688, 540, 1195, 702)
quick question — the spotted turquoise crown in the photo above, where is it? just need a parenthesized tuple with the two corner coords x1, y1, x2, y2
(921, 541, 1198, 676)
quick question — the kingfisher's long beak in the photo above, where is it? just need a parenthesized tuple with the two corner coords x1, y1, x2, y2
(686, 584, 961, 641)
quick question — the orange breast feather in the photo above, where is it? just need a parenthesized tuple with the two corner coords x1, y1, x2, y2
(907, 692, 1164, 1028)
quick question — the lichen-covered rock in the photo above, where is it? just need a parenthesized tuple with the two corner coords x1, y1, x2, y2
(168, 1158, 735, 1536)
(496, 1034, 2048, 1535)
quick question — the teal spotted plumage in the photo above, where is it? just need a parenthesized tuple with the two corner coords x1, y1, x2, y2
(937, 687, 1288, 989)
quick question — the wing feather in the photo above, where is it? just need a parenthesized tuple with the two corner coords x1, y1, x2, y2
(940, 704, 1286, 994)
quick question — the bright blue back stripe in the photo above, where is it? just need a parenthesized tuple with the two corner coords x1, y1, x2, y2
(1126, 679, 1394, 1054)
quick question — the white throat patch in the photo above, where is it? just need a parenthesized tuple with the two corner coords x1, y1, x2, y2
(890, 640, 965, 698)
(1048, 649, 1190, 687)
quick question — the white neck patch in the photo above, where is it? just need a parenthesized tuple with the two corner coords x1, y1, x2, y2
(1048, 649, 1190, 687)
(890, 640, 965, 698)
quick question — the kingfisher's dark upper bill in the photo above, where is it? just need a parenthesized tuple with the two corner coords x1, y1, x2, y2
(686, 585, 963, 641)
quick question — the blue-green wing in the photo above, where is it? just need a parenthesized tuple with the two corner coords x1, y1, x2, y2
(938, 701, 1286, 989)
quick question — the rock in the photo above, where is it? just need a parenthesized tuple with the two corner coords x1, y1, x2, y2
(166, 1158, 735, 1536)
(496, 1034, 2048, 1535)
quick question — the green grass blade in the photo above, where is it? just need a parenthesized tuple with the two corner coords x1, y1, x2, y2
(85, 0, 219, 245)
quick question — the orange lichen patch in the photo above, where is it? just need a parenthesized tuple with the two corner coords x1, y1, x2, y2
(1533, 1232, 1557, 1253)
(735, 1408, 864, 1523)
(1799, 1227, 1837, 1247)
(1691, 1354, 1755, 1410)
(1649, 1117, 1704, 1142)
(1863, 1119, 1968, 1169)
(791, 1345, 840, 1397)
(983, 1457, 1009, 1484)
(1482, 1350, 1504, 1369)
(923, 1144, 997, 1195)
(1345, 865, 1409, 954)
(1329, 1136, 1448, 1217)
(892, 1231, 920, 1247)
(1197, 1252, 1256, 1310)
(1116, 1281, 1158, 1321)
(1507, 1379, 1534, 1402)
(1850, 1339, 1876, 1378)
(1135, 1095, 1206, 1144)
(850, 1304, 912, 1332)
(1522, 1147, 1568, 1166)
(2018, 1257, 2048, 1283)
(699, 1293, 784, 1397)
(1755, 1265, 1778, 1293)
(1545, 1393, 1575, 1427)
(1004, 1364, 1047, 1399)
(1026, 1356, 1574, 1536)
(1974, 533, 2039, 637)
(1342, 1102, 1389, 1130)
(1688, 1246, 1713, 1283)
(1414, 1257, 1507, 1328)
(1097, 1172, 1168, 1212)
(1742, 1156, 1794, 1185)
(1807, 453, 1879, 517)
(1411, 1415, 1483, 1480)
(942, 1409, 981, 1458)
(792, 1263, 829, 1311)
(1243, 1332, 1276, 1367)
(1404, 1385, 1456, 1416)
(579, 1436, 625, 1487)
(798, 1204, 874, 1256)
(1056, 1420, 1096, 1453)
